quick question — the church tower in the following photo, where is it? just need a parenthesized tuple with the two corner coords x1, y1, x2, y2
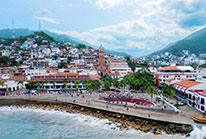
(96, 44, 109, 75)
(98, 44, 105, 66)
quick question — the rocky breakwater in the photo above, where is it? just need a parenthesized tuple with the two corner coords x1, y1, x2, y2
(15, 102, 193, 136)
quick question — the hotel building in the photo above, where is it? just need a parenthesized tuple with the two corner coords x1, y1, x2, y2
(29, 72, 90, 92)
(154, 66, 196, 86)
(173, 80, 206, 113)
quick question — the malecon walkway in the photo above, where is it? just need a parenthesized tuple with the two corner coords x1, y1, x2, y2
(0, 93, 202, 125)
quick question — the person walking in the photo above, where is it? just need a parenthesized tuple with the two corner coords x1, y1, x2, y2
(133, 102, 136, 108)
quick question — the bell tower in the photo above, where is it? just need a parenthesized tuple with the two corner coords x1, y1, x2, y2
(99, 44, 105, 66)
(96, 44, 108, 75)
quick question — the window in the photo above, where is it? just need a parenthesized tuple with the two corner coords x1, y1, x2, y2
(193, 96, 195, 101)
(189, 94, 192, 99)
(201, 106, 205, 111)
(201, 98, 205, 105)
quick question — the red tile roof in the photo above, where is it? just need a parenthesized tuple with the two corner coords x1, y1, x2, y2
(158, 67, 180, 71)
(165, 79, 175, 82)
(56, 73, 79, 76)
(30, 78, 45, 81)
(0, 78, 15, 81)
(90, 75, 101, 81)
(108, 73, 119, 76)
(174, 80, 200, 88)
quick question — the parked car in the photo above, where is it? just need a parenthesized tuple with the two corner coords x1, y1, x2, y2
(115, 90, 121, 92)
(97, 90, 104, 93)
(130, 90, 135, 93)
(178, 101, 185, 106)
(30, 90, 38, 95)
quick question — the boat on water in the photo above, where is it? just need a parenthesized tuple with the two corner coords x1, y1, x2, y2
(192, 116, 206, 124)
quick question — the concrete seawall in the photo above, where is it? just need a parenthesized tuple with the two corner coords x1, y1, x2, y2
(0, 97, 192, 127)
(0, 96, 195, 135)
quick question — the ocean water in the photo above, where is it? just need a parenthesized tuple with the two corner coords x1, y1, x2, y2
(0, 106, 203, 139)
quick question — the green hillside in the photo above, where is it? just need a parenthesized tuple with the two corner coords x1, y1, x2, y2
(154, 27, 206, 56)
(0, 28, 131, 57)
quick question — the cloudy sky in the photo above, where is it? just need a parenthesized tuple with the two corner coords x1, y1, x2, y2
(1, 0, 206, 56)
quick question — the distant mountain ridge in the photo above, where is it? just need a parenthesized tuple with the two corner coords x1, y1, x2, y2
(0, 28, 131, 57)
(153, 27, 206, 56)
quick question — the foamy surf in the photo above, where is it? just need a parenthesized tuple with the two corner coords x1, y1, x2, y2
(0, 106, 186, 139)
(188, 125, 206, 139)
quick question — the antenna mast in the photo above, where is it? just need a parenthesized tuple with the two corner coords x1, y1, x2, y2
(39, 20, 41, 32)
(12, 19, 15, 40)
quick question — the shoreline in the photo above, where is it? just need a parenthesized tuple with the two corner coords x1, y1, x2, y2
(0, 97, 193, 136)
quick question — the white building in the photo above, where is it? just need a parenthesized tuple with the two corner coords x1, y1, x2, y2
(0, 50, 11, 57)
(173, 80, 206, 113)
(154, 65, 196, 85)
(110, 59, 131, 78)
(0, 79, 23, 92)
(196, 68, 206, 83)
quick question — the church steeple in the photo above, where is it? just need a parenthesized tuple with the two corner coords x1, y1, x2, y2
(99, 44, 104, 52)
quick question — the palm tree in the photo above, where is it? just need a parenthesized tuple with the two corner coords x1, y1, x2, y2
(161, 83, 175, 98)
(94, 80, 101, 89)
(120, 79, 127, 93)
(133, 78, 141, 90)
(113, 78, 119, 88)
(83, 80, 92, 89)
(0, 81, 4, 87)
(34, 82, 41, 89)
(63, 78, 68, 90)
(126, 75, 135, 89)
(67, 84, 72, 92)
(138, 66, 150, 75)
(146, 86, 157, 101)
(25, 81, 40, 91)
(17, 80, 24, 90)
(140, 77, 151, 92)
(42, 80, 49, 90)
(83, 80, 89, 93)
(103, 80, 111, 91)
(74, 80, 80, 92)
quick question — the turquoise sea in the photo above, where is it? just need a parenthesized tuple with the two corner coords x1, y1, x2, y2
(0, 106, 204, 139)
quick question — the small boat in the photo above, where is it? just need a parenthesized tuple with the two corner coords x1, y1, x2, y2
(192, 116, 206, 124)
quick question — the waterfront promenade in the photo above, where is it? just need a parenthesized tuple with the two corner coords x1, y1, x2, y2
(0, 93, 201, 125)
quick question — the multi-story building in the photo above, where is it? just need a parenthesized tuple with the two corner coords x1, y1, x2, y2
(0, 78, 23, 92)
(173, 80, 206, 113)
(30, 57, 49, 68)
(110, 59, 131, 78)
(0, 50, 11, 57)
(154, 65, 196, 86)
(29, 72, 90, 92)
(196, 68, 206, 83)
